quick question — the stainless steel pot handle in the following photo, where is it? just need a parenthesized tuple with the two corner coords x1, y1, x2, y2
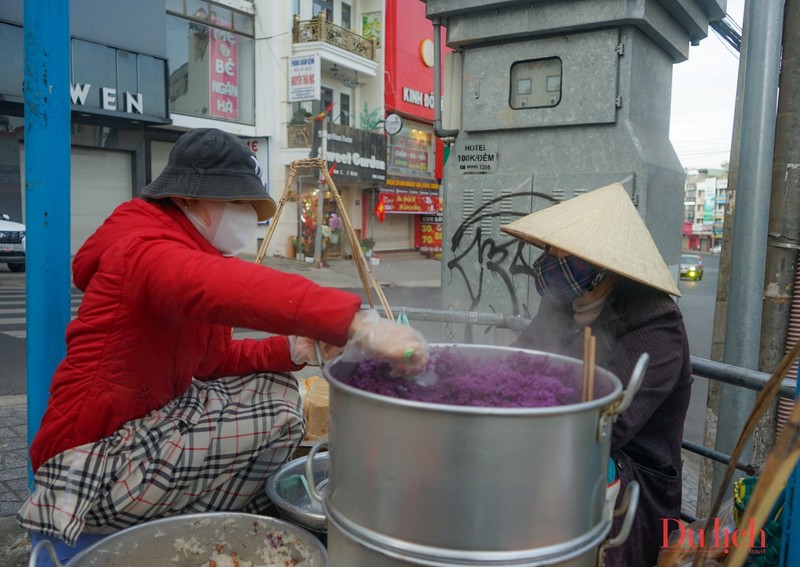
(614, 353, 649, 414)
(304, 439, 329, 503)
(599, 480, 640, 557)
(30, 539, 64, 567)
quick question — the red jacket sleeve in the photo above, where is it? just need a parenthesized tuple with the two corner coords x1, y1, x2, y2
(197, 335, 304, 379)
(128, 238, 362, 346)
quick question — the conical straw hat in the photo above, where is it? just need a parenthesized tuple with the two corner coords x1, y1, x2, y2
(500, 182, 681, 296)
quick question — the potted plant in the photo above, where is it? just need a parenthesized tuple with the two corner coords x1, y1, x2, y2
(360, 237, 375, 258)
(290, 108, 312, 125)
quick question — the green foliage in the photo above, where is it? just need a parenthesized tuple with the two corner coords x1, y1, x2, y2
(290, 108, 312, 125)
(359, 102, 382, 130)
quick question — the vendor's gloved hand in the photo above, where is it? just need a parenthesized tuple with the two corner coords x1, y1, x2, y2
(344, 309, 429, 376)
(288, 336, 343, 366)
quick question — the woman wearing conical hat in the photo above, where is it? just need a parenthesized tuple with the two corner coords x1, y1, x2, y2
(502, 183, 692, 567)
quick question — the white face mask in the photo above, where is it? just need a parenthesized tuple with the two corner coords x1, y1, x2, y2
(182, 201, 258, 256)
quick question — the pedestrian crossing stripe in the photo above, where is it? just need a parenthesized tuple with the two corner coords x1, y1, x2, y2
(0, 290, 263, 341)
(0, 298, 82, 304)
(3, 328, 264, 340)
(0, 307, 79, 315)
(0, 289, 81, 338)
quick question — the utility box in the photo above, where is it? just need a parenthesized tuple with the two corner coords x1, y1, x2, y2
(425, 0, 725, 340)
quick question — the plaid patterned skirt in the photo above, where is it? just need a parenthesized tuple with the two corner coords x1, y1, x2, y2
(17, 372, 304, 546)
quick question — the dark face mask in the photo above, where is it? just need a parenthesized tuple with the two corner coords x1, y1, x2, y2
(532, 251, 606, 304)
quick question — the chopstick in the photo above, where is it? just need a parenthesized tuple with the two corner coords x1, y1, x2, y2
(582, 327, 596, 402)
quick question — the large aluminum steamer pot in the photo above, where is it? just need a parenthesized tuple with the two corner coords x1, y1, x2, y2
(29, 513, 327, 566)
(317, 345, 645, 560)
(320, 481, 640, 566)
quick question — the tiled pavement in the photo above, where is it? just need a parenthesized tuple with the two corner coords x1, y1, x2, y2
(0, 399, 28, 517)
(0, 398, 29, 567)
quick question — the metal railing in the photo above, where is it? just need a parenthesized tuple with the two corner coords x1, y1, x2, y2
(684, 357, 796, 479)
(680, 357, 795, 523)
(287, 123, 313, 148)
(293, 14, 376, 61)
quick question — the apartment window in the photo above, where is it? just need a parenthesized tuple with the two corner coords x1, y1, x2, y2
(320, 86, 334, 123)
(342, 3, 352, 29)
(313, 0, 333, 21)
(166, 1, 255, 124)
(291, 101, 313, 124)
(340, 92, 350, 126)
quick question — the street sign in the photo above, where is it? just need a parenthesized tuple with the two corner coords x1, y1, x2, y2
(384, 113, 403, 135)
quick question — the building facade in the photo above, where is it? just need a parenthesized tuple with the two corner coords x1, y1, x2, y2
(1, 0, 171, 255)
(279, 0, 446, 258)
(376, 0, 445, 257)
(682, 167, 727, 252)
(0, 0, 446, 260)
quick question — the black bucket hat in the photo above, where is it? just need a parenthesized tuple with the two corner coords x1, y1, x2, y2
(142, 128, 277, 221)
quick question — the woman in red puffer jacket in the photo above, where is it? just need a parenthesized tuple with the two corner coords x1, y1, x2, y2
(19, 128, 429, 564)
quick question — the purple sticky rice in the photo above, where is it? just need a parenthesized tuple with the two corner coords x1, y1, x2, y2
(342, 347, 579, 408)
(266, 530, 286, 549)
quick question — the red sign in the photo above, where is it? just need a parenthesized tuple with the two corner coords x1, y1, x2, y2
(382, 192, 441, 214)
(416, 213, 443, 252)
(209, 26, 239, 120)
(384, 0, 449, 121)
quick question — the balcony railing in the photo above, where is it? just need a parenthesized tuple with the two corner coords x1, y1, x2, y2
(293, 14, 376, 61)
(287, 123, 313, 148)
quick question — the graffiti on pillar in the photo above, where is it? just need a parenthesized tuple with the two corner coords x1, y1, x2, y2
(445, 190, 558, 319)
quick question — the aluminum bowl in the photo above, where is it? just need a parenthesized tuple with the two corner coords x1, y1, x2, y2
(267, 451, 329, 532)
(32, 512, 327, 566)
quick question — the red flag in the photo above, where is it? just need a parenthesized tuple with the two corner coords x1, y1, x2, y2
(321, 161, 337, 185)
(315, 102, 335, 121)
(375, 193, 386, 223)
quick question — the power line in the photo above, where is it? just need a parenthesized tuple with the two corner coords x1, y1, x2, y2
(710, 14, 742, 53)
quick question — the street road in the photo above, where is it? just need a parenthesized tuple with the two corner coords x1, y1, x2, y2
(676, 253, 719, 448)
